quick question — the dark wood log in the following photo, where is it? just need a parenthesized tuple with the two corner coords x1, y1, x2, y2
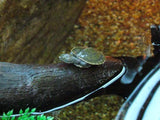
(151, 25, 160, 55)
(0, 0, 86, 64)
(0, 57, 123, 114)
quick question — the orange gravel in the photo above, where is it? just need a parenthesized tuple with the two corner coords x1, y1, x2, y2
(68, 0, 160, 57)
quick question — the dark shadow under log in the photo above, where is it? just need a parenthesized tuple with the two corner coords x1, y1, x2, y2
(0, 57, 123, 114)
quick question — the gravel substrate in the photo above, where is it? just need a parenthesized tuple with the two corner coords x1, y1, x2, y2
(57, 0, 160, 119)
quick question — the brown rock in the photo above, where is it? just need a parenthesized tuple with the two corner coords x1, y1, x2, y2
(0, 0, 86, 64)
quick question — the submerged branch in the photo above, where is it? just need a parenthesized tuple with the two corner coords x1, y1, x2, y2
(0, 57, 123, 114)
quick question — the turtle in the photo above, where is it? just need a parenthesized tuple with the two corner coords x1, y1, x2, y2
(59, 47, 105, 68)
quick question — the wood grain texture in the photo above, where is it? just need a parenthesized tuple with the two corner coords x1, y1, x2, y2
(0, 57, 123, 114)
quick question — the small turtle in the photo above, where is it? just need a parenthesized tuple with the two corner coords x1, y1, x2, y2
(59, 47, 105, 68)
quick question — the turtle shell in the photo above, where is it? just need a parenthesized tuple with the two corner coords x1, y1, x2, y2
(71, 47, 105, 65)
(71, 47, 84, 55)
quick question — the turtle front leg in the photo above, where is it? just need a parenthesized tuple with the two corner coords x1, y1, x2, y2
(73, 58, 91, 68)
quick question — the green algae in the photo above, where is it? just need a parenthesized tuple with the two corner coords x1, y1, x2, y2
(57, 95, 124, 120)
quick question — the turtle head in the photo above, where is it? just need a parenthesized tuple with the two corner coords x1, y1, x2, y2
(59, 54, 74, 63)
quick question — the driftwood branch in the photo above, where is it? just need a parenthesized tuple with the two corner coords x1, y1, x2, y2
(0, 57, 123, 114)
(0, 0, 86, 64)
